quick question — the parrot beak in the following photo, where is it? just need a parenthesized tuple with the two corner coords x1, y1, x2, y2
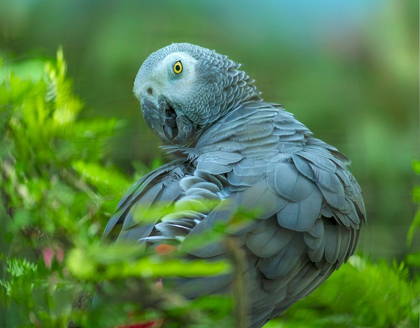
(141, 97, 167, 141)
(141, 97, 195, 144)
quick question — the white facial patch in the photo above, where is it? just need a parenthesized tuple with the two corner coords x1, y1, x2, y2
(134, 51, 198, 101)
(158, 52, 198, 91)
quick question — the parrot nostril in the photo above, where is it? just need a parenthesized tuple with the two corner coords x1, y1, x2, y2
(147, 87, 153, 95)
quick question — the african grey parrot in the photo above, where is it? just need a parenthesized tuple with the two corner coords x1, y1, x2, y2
(103, 43, 366, 328)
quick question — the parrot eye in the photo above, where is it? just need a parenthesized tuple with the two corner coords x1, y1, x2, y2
(173, 60, 183, 74)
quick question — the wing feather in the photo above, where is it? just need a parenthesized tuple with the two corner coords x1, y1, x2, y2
(103, 161, 186, 240)
(102, 100, 366, 328)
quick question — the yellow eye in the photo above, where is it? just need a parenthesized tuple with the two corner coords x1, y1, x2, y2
(173, 61, 183, 74)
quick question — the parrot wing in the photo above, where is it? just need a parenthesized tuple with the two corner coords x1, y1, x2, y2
(103, 159, 189, 242)
(179, 101, 366, 327)
(103, 101, 366, 328)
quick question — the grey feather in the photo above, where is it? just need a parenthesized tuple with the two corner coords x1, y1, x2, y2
(273, 163, 316, 202)
(308, 232, 325, 263)
(103, 161, 183, 236)
(292, 154, 316, 181)
(242, 178, 289, 220)
(286, 263, 321, 297)
(324, 224, 341, 263)
(176, 274, 233, 298)
(277, 188, 322, 231)
(308, 218, 324, 238)
(303, 231, 323, 250)
(184, 200, 239, 258)
(246, 225, 295, 258)
(197, 151, 243, 165)
(196, 161, 233, 175)
(180, 176, 205, 190)
(192, 181, 221, 193)
(257, 234, 306, 279)
(262, 257, 309, 292)
(249, 216, 279, 235)
(121, 182, 164, 231)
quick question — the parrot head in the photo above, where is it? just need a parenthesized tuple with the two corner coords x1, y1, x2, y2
(133, 43, 260, 144)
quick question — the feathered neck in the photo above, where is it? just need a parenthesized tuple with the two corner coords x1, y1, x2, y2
(161, 100, 312, 161)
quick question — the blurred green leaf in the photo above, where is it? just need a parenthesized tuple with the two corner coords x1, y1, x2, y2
(406, 252, 420, 267)
(413, 160, 420, 175)
(278, 255, 419, 327)
(67, 245, 231, 280)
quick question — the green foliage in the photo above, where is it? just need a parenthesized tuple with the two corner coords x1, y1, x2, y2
(0, 50, 124, 327)
(407, 160, 420, 246)
(67, 244, 230, 280)
(271, 255, 419, 328)
(0, 51, 234, 328)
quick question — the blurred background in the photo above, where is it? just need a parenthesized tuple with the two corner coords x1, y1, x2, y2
(0, 0, 418, 261)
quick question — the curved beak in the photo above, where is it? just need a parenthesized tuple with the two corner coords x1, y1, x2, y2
(141, 97, 195, 144)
